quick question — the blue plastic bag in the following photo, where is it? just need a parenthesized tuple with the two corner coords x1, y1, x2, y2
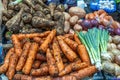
(90, 0, 116, 13)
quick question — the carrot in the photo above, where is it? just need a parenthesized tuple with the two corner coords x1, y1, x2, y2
(77, 45, 91, 66)
(16, 42, 31, 71)
(74, 34, 81, 44)
(17, 31, 50, 40)
(6, 54, 18, 80)
(52, 41, 64, 72)
(40, 29, 56, 53)
(22, 43, 39, 74)
(36, 53, 46, 61)
(63, 37, 78, 51)
(64, 34, 74, 40)
(32, 60, 41, 69)
(31, 65, 49, 76)
(33, 37, 44, 45)
(0, 48, 14, 74)
(46, 48, 58, 76)
(40, 62, 48, 68)
(14, 74, 32, 80)
(57, 36, 78, 62)
(33, 76, 52, 80)
(59, 60, 88, 76)
(12, 34, 22, 57)
(70, 66, 97, 79)
(53, 75, 77, 80)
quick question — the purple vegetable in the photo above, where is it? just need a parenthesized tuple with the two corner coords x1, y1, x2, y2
(114, 28, 120, 35)
(105, 27, 115, 35)
(98, 25, 104, 30)
(81, 20, 92, 30)
(90, 19, 99, 27)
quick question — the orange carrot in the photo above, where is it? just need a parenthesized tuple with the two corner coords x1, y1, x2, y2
(31, 65, 49, 76)
(70, 66, 97, 79)
(64, 34, 74, 40)
(53, 75, 77, 80)
(6, 54, 18, 80)
(57, 36, 78, 62)
(36, 53, 46, 61)
(16, 42, 31, 71)
(32, 60, 41, 69)
(59, 60, 88, 76)
(17, 31, 50, 40)
(14, 74, 32, 80)
(74, 34, 81, 44)
(46, 48, 58, 76)
(0, 48, 14, 74)
(63, 37, 78, 51)
(40, 29, 56, 53)
(77, 45, 91, 66)
(33, 37, 44, 45)
(22, 43, 39, 74)
(52, 41, 64, 72)
(12, 34, 22, 57)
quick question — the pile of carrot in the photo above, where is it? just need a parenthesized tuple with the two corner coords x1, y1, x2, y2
(0, 29, 97, 80)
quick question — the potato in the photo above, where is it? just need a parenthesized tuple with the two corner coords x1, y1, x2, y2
(73, 24, 82, 31)
(111, 49, 120, 56)
(64, 21, 70, 33)
(69, 16, 79, 26)
(117, 44, 120, 50)
(63, 12, 71, 21)
(77, 19, 83, 24)
(69, 7, 86, 18)
(112, 36, 120, 44)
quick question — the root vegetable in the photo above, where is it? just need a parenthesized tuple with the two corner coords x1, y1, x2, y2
(6, 54, 18, 80)
(115, 55, 120, 65)
(22, 12, 32, 23)
(108, 36, 112, 43)
(52, 41, 64, 72)
(12, 34, 22, 57)
(59, 61, 88, 76)
(70, 66, 97, 79)
(56, 4, 65, 12)
(40, 29, 56, 53)
(111, 49, 120, 55)
(53, 75, 77, 80)
(33, 37, 44, 45)
(17, 31, 50, 40)
(63, 37, 78, 51)
(73, 24, 82, 31)
(32, 16, 55, 28)
(0, 48, 14, 74)
(6, 8, 24, 32)
(57, 36, 78, 62)
(112, 36, 120, 44)
(31, 65, 49, 76)
(118, 44, 120, 50)
(69, 7, 86, 18)
(64, 21, 70, 33)
(14, 74, 32, 80)
(63, 12, 71, 21)
(49, 3, 56, 16)
(16, 42, 31, 71)
(69, 29, 75, 34)
(24, 0, 35, 8)
(74, 34, 81, 45)
(36, 53, 46, 61)
(34, 11, 46, 18)
(69, 16, 79, 26)
(37, 0, 48, 8)
(64, 34, 74, 40)
(77, 45, 91, 66)
(33, 76, 52, 80)
(32, 60, 41, 69)
(46, 48, 58, 76)
(22, 43, 39, 74)
(34, 4, 44, 11)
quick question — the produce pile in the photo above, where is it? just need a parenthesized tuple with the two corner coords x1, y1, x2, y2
(2, 0, 65, 36)
(0, 30, 97, 80)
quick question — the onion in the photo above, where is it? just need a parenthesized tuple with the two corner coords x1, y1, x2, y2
(81, 20, 92, 30)
(90, 19, 99, 27)
(115, 28, 120, 35)
(98, 25, 104, 30)
(118, 44, 120, 50)
(105, 27, 115, 35)
(112, 36, 120, 44)
(115, 64, 120, 76)
(111, 49, 120, 56)
(108, 36, 112, 43)
(115, 55, 120, 65)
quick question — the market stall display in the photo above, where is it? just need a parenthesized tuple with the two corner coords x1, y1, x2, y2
(0, 0, 120, 80)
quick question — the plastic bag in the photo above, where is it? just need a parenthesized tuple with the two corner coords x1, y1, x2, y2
(90, 0, 116, 13)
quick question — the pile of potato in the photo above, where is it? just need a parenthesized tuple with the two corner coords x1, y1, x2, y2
(63, 7, 86, 34)
(0, 30, 97, 80)
(102, 35, 120, 78)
